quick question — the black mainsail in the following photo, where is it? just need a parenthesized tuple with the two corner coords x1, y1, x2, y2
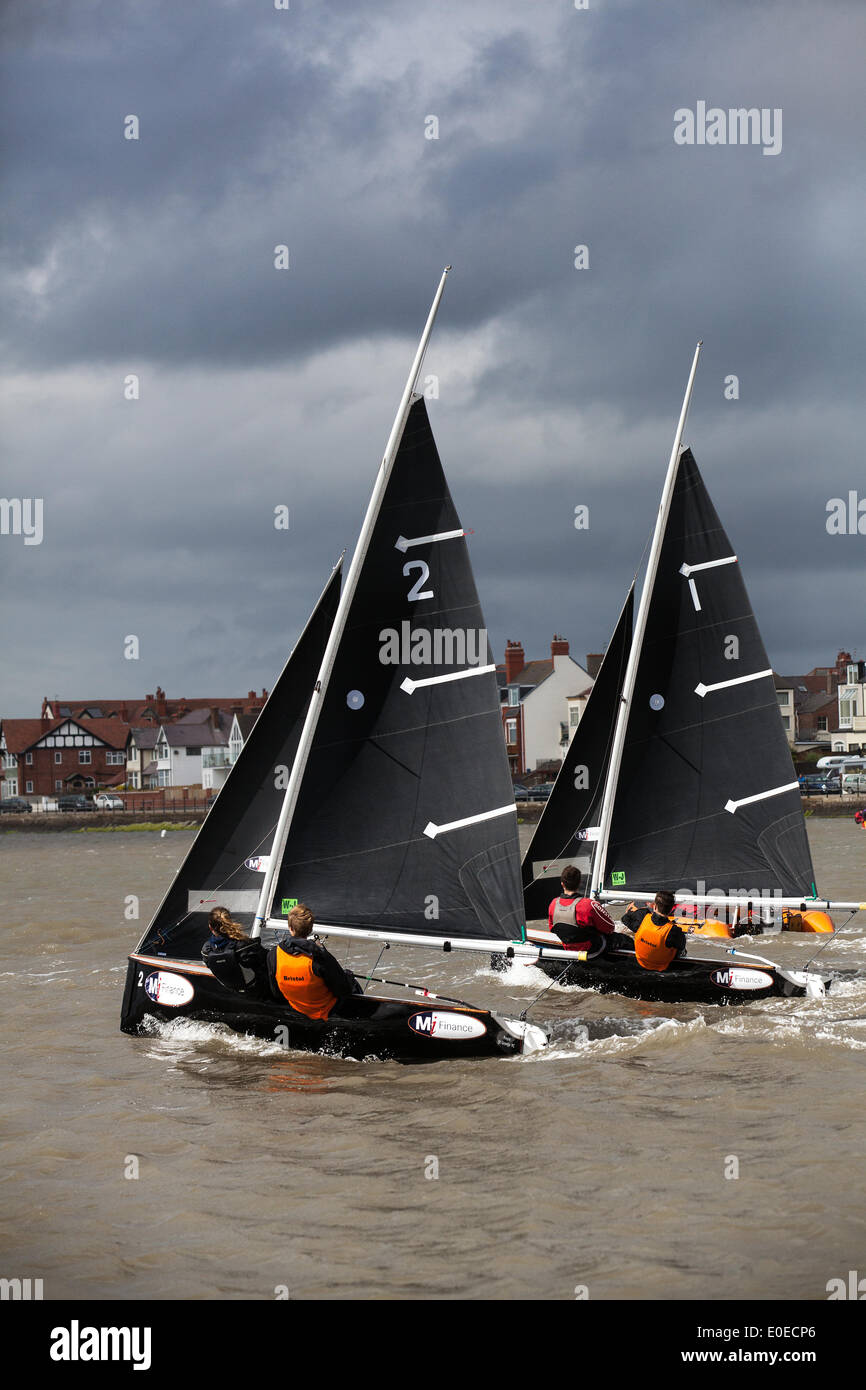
(136, 562, 342, 961)
(598, 447, 816, 900)
(266, 397, 525, 943)
(521, 587, 634, 920)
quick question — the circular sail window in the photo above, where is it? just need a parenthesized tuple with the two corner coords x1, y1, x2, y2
(347, 690, 365, 710)
(649, 693, 665, 711)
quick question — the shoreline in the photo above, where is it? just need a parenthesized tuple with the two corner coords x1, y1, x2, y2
(0, 796, 861, 833)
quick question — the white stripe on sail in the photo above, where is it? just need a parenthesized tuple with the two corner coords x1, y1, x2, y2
(680, 555, 737, 612)
(423, 804, 517, 839)
(401, 664, 495, 694)
(679, 556, 737, 577)
(394, 529, 464, 553)
(188, 890, 261, 912)
(695, 669, 773, 698)
(724, 782, 800, 814)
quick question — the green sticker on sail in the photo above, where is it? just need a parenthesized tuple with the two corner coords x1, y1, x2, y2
(281, 898, 298, 914)
(610, 871, 627, 887)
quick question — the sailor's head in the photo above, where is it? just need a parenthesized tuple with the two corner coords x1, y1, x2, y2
(560, 865, 582, 895)
(654, 890, 676, 917)
(288, 904, 315, 937)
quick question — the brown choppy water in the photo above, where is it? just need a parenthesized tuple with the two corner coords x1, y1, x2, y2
(1, 820, 865, 1301)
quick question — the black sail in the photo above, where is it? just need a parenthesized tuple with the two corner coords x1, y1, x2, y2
(136, 563, 342, 960)
(270, 397, 524, 942)
(602, 448, 816, 899)
(522, 588, 634, 920)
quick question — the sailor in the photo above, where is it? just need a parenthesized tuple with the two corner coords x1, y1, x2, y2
(621, 892, 688, 971)
(268, 904, 360, 1019)
(548, 866, 623, 956)
(202, 905, 269, 995)
(854, 807, 866, 828)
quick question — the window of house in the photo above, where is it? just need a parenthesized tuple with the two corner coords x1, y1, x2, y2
(506, 719, 517, 744)
(55, 780, 63, 792)
(185, 746, 201, 757)
(780, 714, 791, 730)
(817, 716, 828, 732)
(776, 691, 790, 706)
(26, 751, 33, 764)
(79, 750, 91, 764)
(54, 751, 62, 764)
(106, 751, 125, 765)
(26, 780, 33, 793)
(569, 707, 581, 728)
(508, 687, 519, 707)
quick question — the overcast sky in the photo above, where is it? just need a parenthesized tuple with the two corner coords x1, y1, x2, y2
(1, 0, 864, 717)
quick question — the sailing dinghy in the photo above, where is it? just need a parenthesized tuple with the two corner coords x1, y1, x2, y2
(120, 269, 548, 1060)
(518, 343, 861, 1003)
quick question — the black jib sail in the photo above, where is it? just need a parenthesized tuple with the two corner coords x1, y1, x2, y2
(522, 587, 634, 920)
(267, 396, 525, 943)
(135, 562, 342, 961)
(600, 447, 816, 900)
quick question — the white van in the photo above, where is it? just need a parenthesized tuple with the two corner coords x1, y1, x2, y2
(842, 773, 866, 794)
(816, 755, 866, 769)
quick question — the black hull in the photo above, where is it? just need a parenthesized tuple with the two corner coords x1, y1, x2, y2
(500, 946, 828, 1004)
(120, 955, 542, 1062)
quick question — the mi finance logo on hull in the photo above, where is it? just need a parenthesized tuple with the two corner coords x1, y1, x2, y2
(409, 1010, 487, 1040)
(711, 968, 774, 991)
(144, 970, 194, 1007)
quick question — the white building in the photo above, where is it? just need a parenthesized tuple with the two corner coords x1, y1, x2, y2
(500, 636, 594, 773)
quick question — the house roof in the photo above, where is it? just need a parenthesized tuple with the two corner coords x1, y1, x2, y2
(1, 716, 129, 754)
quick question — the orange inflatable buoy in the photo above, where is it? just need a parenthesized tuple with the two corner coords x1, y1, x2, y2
(688, 918, 734, 939)
(781, 909, 834, 935)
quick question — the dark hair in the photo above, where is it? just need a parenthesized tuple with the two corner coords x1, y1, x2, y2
(655, 890, 676, 916)
(560, 865, 582, 893)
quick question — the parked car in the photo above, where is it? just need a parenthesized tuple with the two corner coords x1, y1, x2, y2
(842, 773, 866, 794)
(527, 782, 555, 802)
(0, 797, 33, 813)
(56, 794, 93, 811)
(93, 793, 125, 810)
(799, 774, 842, 795)
(512, 783, 530, 800)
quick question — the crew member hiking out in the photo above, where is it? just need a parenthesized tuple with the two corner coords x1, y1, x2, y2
(621, 891, 689, 972)
(268, 904, 359, 1019)
(548, 865, 628, 956)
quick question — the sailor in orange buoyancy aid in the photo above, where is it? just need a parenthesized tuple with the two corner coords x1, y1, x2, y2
(267, 903, 359, 1020)
(548, 865, 619, 956)
(621, 891, 688, 971)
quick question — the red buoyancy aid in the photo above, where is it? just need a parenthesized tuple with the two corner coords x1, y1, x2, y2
(633, 912, 680, 971)
(549, 895, 615, 952)
(273, 944, 337, 1019)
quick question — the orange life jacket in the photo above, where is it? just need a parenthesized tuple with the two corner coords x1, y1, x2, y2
(273, 944, 337, 1019)
(633, 912, 680, 972)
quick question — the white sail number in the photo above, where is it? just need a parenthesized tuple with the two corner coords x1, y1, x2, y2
(403, 560, 434, 602)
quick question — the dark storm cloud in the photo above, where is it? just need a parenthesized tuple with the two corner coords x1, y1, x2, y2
(0, 0, 863, 718)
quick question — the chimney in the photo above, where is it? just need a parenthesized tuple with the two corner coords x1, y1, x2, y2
(586, 653, 603, 680)
(505, 640, 525, 684)
(120, 702, 129, 722)
(156, 686, 167, 718)
(551, 634, 569, 659)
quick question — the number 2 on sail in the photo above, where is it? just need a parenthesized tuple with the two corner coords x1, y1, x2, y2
(403, 560, 434, 602)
